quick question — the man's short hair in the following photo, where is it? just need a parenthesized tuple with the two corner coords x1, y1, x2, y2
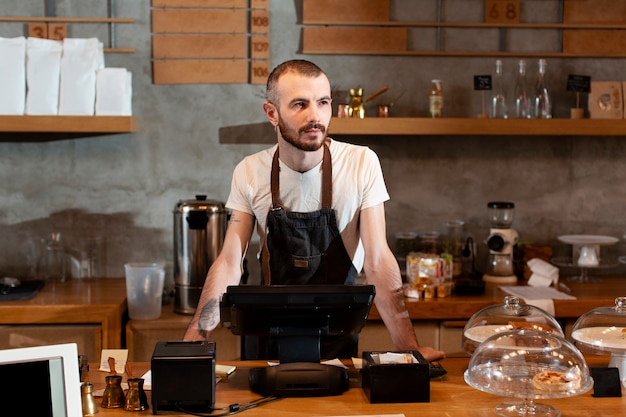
(266, 60, 326, 105)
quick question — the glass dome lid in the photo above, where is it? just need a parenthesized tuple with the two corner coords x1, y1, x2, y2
(464, 330, 593, 417)
(571, 296, 626, 354)
(463, 296, 564, 354)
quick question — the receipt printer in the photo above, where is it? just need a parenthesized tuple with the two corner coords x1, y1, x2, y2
(151, 341, 215, 414)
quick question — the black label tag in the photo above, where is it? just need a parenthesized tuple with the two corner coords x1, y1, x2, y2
(567, 74, 591, 93)
(474, 75, 492, 91)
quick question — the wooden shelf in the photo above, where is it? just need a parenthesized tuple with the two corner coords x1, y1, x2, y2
(218, 118, 626, 144)
(0, 116, 138, 141)
(328, 117, 626, 136)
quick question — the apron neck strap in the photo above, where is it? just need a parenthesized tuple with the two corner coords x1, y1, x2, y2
(271, 141, 332, 209)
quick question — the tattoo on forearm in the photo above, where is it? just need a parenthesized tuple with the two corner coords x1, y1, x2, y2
(197, 298, 219, 332)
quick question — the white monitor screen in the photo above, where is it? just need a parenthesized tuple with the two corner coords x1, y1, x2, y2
(0, 343, 82, 417)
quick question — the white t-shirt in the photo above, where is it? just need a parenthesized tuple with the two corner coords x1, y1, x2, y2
(226, 138, 390, 272)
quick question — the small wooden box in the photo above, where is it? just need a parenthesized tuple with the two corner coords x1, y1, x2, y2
(361, 351, 430, 403)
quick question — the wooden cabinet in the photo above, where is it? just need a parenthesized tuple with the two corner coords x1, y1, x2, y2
(0, 279, 127, 361)
(0, 324, 102, 359)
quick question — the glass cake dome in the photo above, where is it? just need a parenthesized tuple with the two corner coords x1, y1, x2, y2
(463, 296, 564, 354)
(571, 296, 626, 387)
(464, 330, 593, 417)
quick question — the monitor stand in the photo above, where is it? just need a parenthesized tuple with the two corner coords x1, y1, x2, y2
(247, 326, 349, 397)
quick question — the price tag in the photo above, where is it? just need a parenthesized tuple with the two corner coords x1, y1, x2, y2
(474, 75, 492, 91)
(485, 0, 519, 24)
(250, 61, 269, 85)
(567, 74, 591, 93)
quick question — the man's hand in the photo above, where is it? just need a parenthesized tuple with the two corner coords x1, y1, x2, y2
(417, 346, 446, 362)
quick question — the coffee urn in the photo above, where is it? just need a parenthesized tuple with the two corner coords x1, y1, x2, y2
(173, 195, 227, 314)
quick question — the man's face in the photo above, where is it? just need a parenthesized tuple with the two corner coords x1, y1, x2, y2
(272, 72, 332, 152)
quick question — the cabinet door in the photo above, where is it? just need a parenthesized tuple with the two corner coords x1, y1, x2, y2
(126, 323, 240, 362)
(358, 321, 439, 355)
(439, 321, 470, 358)
(0, 324, 102, 360)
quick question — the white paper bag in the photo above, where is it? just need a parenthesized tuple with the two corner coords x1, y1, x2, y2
(0, 36, 26, 115)
(95, 68, 133, 116)
(58, 38, 104, 115)
(26, 37, 63, 115)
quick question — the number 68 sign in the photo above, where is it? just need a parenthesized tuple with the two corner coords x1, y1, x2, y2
(485, 0, 519, 24)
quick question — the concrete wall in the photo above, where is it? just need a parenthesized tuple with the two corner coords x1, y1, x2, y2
(2, 0, 626, 285)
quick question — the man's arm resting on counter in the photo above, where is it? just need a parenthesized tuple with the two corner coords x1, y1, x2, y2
(360, 203, 445, 362)
(183, 210, 255, 341)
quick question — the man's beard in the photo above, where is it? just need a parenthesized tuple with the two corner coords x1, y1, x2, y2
(277, 119, 327, 152)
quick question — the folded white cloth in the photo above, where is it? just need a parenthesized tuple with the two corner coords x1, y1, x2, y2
(527, 258, 559, 286)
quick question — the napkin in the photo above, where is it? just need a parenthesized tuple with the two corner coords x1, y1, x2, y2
(527, 258, 559, 287)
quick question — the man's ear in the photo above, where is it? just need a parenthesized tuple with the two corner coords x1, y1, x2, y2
(263, 102, 278, 127)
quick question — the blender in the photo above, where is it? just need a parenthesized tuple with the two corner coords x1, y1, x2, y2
(483, 201, 519, 283)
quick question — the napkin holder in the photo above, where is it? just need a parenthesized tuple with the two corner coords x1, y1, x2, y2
(361, 351, 430, 403)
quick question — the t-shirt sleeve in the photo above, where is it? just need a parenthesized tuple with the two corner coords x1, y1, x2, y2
(225, 160, 255, 215)
(360, 147, 390, 210)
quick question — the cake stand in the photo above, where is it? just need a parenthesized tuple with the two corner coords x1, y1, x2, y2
(553, 235, 619, 282)
(464, 330, 593, 417)
(571, 296, 626, 388)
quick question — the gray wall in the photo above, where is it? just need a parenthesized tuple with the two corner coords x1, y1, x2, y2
(2, 0, 626, 284)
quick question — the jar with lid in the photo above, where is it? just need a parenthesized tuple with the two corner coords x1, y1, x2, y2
(429, 79, 443, 118)
(442, 220, 465, 277)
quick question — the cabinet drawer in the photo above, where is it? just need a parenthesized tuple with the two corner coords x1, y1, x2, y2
(0, 324, 102, 360)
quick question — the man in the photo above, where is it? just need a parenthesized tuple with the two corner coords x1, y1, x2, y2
(184, 59, 445, 362)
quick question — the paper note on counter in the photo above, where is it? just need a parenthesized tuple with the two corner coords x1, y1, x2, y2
(499, 286, 576, 300)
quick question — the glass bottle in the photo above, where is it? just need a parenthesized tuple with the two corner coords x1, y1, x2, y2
(39, 232, 66, 282)
(533, 59, 552, 119)
(512, 59, 531, 119)
(429, 79, 443, 118)
(442, 220, 465, 278)
(490, 59, 507, 118)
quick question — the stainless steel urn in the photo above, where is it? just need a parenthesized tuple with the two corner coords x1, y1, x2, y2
(173, 195, 227, 314)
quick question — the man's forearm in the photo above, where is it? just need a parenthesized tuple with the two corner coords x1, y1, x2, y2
(365, 255, 420, 350)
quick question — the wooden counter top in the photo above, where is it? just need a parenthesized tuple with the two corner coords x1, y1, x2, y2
(0, 278, 127, 348)
(88, 356, 625, 417)
(367, 277, 626, 321)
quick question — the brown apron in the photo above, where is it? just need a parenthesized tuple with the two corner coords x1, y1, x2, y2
(261, 142, 358, 285)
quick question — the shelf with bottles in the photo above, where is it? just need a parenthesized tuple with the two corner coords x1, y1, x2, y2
(327, 118, 626, 137)
(217, 118, 626, 144)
